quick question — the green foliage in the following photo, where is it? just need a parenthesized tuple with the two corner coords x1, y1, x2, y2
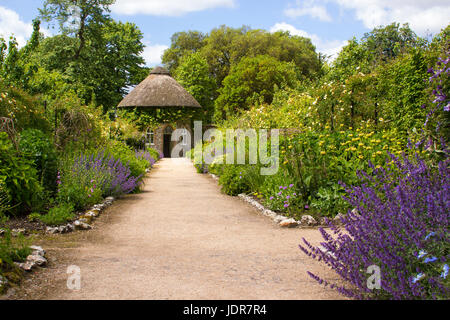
(174, 52, 216, 122)
(123, 107, 198, 131)
(165, 25, 321, 113)
(377, 47, 430, 133)
(32, 203, 75, 226)
(0, 210, 31, 290)
(162, 31, 206, 72)
(147, 147, 160, 161)
(57, 158, 104, 211)
(214, 55, 298, 120)
(0, 132, 44, 215)
(19, 129, 58, 192)
(0, 79, 50, 132)
(218, 165, 250, 196)
(104, 140, 147, 179)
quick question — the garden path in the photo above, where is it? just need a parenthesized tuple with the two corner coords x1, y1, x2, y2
(7, 158, 341, 300)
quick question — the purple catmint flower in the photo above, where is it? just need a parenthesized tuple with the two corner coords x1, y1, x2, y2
(417, 250, 427, 259)
(411, 273, 425, 284)
(425, 232, 436, 240)
(300, 153, 450, 300)
(442, 265, 449, 279)
(424, 257, 438, 264)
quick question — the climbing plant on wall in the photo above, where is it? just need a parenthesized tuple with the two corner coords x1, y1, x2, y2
(121, 107, 202, 130)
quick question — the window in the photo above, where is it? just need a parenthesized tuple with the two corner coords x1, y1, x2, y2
(147, 129, 155, 145)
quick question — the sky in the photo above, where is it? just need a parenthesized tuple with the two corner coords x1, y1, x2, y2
(0, 0, 449, 66)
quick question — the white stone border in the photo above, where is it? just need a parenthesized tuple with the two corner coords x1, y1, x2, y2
(237, 193, 301, 228)
(45, 196, 116, 234)
(207, 172, 321, 228)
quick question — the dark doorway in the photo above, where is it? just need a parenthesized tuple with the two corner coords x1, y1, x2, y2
(163, 134, 171, 158)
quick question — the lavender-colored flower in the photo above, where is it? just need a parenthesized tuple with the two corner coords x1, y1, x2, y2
(299, 153, 450, 300)
(411, 273, 425, 284)
(286, 196, 290, 200)
(269, 196, 274, 200)
(424, 257, 438, 264)
(442, 264, 449, 279)
(425, 232, 436, 240)
(417, 250, 427, 259)
(304, 205, 309, 209)
(289, 184, 294, 188)
(284, 204, 289, 208)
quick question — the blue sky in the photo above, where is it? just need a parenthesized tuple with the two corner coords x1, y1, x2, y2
(1, 0, 449, 66)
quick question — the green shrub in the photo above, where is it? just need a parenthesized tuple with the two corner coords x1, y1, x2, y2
(105, 140, 146, 179)
(0, 132, 44, 215)
(218, 165, 250, 196)
(147, 147, 160, 161)
(19, 129, 58, 193)
(0, 80, 50, 132)
(57, 157, 104, 211)
(0, 210, 31, 291)
(34, 203, 75, 226)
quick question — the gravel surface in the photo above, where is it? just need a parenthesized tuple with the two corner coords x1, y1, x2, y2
(4, 158, 342, 300)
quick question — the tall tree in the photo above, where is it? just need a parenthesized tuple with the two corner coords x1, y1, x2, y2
(162, 31, 206, 73)
(174, 52, 216, 123)
(214, 55, 298, 120)
(39, 0, 115, 60)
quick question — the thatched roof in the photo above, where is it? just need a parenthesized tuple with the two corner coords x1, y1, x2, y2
(118, 66, 201, 108)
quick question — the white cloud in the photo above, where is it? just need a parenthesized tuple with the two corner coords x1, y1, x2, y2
(271, 22, 347, 59)
(316, 0, 449, 35)
(285, 0, 332, 22)
(0, 6, 52, 48)
(142, 43, 169, 66)
(0, 6, 33, 47)
(112, 0, 235, 16)
(284, 0, 449, 34)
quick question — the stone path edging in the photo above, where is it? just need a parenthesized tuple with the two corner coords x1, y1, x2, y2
(45, 196, 116, 235)
(207, 173, 319, 228)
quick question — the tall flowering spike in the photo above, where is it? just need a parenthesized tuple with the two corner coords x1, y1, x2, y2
(300, 152, 450, 300)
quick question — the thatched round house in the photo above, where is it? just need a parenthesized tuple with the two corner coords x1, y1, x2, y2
(118, 66, 201, 158)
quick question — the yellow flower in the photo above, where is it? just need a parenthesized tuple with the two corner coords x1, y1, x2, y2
(321, 151, 326, 155)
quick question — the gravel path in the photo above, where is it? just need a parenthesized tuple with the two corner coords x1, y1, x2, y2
(5, 158, 342, 300)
